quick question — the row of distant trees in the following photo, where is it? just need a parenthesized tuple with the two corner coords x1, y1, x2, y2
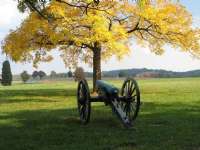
(20, 69, 82, 83)
(0, 61, 84, 85)
(49, 70, 73, 78)
(20, 70, 46, 83)
(20, 68, 128, 84)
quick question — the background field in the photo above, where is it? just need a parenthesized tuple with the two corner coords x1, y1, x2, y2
(0, 78, 200, 150)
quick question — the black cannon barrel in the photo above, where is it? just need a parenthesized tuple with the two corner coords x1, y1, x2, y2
(96, 80, 119, 96)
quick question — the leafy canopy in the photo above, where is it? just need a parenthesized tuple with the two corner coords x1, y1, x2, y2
(2, 0, 200, 67)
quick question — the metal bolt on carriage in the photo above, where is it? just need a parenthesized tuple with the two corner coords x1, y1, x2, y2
(77, 78, 141, 127)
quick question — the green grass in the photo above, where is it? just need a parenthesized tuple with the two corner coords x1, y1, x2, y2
(0, 78, 200, 150)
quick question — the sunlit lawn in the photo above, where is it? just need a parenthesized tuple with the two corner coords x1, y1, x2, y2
(0, 78, 200, 150)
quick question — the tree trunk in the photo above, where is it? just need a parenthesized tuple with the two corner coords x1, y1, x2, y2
(93, 43, 101, 92)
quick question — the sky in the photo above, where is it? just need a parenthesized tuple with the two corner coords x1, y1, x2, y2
(0, 0, 200, 74)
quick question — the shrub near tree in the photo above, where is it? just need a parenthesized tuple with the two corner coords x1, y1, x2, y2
(1, 60, 12, 86)
(20, 71, 30, 83)
(74, 67, 85, 82)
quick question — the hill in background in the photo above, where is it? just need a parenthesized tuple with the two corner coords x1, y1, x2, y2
(100, 68, 200, 78)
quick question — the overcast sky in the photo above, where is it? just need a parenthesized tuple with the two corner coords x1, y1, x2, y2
(0, 0, 200, 74)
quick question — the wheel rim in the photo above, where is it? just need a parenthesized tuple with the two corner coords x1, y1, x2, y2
(77, 80, 91, 124)
(121, 78, 140, 125)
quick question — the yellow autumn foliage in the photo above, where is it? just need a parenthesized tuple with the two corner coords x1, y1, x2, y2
(2, 0, 200, 67)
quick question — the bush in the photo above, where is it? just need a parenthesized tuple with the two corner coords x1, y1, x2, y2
(32, 71, 38, 79)
(38, 71, 46, 79)
(20, 71, 30, 83)
(1, 60, 12, 86)
(50, 71, 57, 78)
(74, 67, 85, 81)
(68, 70, 73, 78)
(32, 70, 46, 79)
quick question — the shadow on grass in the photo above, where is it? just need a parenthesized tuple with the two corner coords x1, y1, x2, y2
(0, 89, 76, 98)
(0, 107, 130, 150)
(0, 87, 200, 150)
(0, 98, 60, 104)
(0, 102, 200, 150)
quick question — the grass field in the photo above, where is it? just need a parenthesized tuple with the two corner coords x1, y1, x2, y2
(0, 78, 200, 150)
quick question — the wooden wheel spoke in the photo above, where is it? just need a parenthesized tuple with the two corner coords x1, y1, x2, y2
(80, 105, 84, 117)
(125, 104, 131, 118)
(79, 84, 83, 94)
(128, 81, 134, 95)
(130, 86, 136, 96)
(130, 103, 136, 112)
(127, 81, 130, 94)
(130, 94, 137, 101)
(123, 103, 129, 112)
(125, 84, 128, 96)
(123, 103, 127, 112)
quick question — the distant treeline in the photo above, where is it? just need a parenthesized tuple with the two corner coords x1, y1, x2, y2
(101, 68, 200, 78)
(10, 68, 200, 81)
(72, 68, 200, 78)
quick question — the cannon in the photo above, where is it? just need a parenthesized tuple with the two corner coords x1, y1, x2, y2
(77, 78, 141, 127)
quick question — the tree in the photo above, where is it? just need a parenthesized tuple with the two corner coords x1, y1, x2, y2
(118, 71, 127, 78)
(68, 70, 73, 78)
(2, 0, 200, 90)
(74, 67, 85, 82)
(1, 60, 12, 86)
(50, 71, 57, 78)
(21, 71, 30, 83)
(32, 71, 39, 79)
(38, 70, 46, 79)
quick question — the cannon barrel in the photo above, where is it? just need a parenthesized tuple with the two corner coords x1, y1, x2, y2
(96, 80, 119, 96)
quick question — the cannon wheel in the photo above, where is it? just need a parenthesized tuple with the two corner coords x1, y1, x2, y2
(77, 80, 91, 124)
(121, 78, 140, 126)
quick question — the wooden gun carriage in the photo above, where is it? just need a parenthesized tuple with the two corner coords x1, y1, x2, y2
(77, 78, 141, 127)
